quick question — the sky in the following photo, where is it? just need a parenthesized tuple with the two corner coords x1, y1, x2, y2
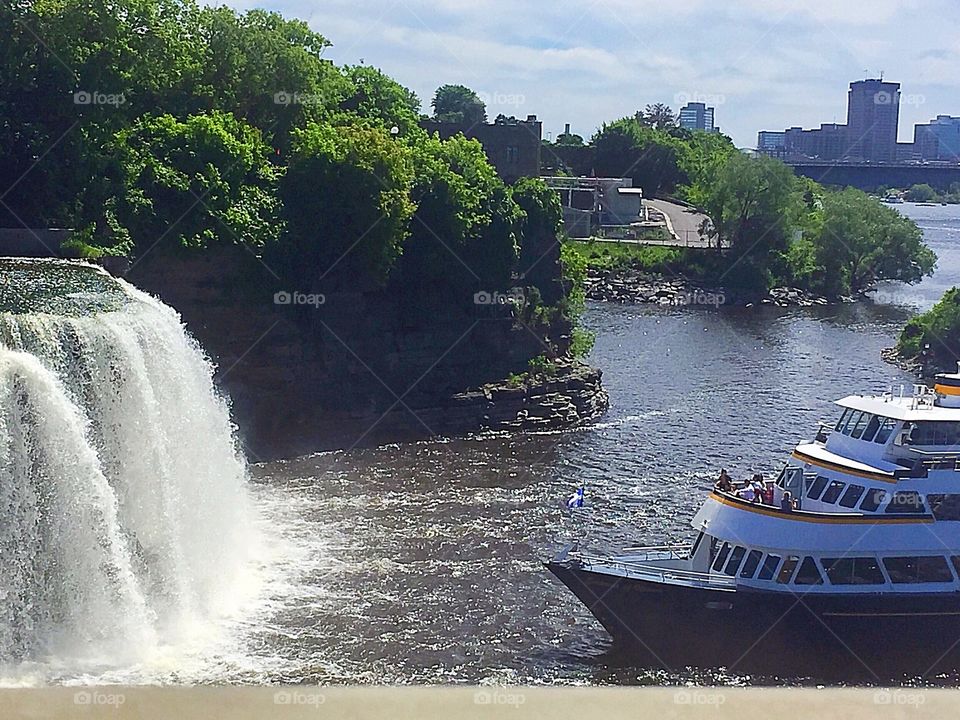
(223, 0, 960, 148)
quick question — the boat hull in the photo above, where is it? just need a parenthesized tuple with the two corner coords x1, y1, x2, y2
(548, 560, 960, 679)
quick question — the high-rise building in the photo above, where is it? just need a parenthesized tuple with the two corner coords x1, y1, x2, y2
(845, 79, 901, 162)
(679, 102, 717, 133)
(914, 115, 960, 161)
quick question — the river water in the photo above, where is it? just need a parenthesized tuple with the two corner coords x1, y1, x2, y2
(12, 205, 960, 687)
(171, 202, 954, 688)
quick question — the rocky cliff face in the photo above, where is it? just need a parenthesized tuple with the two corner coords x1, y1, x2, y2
(127, 248, 608, 459)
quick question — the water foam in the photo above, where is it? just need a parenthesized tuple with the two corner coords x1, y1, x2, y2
(0, 263, 257, 680)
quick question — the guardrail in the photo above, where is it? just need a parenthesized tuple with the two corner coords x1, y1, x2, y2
(573, 552, 737, 590)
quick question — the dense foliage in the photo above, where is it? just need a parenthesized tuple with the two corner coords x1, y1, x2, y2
(2, 0, 570, 318)
(898, 288, 960, 369)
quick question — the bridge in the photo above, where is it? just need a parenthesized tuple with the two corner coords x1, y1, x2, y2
(786, 161, 960, 191)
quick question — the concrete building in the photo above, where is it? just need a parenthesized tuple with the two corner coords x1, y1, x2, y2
(914, 115, 960, 162)
(420, 114, 542, 183)
(845, 79, 901, 162)
(679, 102, 717, 133)
(781, 123, 847, 160)
(542, 177, 644, 238)
(757, 131, 786, 156)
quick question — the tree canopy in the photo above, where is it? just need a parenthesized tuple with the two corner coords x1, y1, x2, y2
(431, 84, 487, 126)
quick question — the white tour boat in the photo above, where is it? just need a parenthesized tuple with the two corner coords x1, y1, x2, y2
(549, 368, 960, 677)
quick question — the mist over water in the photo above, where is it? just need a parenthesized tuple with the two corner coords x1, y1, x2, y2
(0, 261, 257, 684)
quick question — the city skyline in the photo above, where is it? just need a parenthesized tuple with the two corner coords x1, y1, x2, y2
(218, 0, 960, 148)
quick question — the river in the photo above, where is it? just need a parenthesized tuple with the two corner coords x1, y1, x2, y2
(18, 204, 960, 687)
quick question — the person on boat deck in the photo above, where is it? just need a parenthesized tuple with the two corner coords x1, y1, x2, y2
(762, 479, 775, 506)
(780, 491, 796, 511)
(715, 469, 733, 492)
(738, 482, 756, 502)
(751, 477, 764, 504)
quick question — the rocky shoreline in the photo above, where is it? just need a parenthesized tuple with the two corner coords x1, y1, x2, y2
(447, 360, 610, 433)
(585, 267, 849, 308)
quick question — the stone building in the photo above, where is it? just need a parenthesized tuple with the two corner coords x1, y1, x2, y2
(420, 115, 542, 183)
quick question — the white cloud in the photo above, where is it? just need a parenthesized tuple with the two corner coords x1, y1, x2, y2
(220, 0, 960, 147)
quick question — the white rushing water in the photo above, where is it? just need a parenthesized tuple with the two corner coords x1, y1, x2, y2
(0, 262, 258, 683)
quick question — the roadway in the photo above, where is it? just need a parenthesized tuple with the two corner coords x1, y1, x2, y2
(644, 199, 714, 248)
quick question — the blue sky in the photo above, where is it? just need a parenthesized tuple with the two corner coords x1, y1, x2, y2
(224, 0, 960, 148)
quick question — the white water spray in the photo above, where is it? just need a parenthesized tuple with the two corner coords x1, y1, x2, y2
(0, 261, 255, 676)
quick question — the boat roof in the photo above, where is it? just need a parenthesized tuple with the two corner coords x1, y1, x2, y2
(836, 394, 960, 421)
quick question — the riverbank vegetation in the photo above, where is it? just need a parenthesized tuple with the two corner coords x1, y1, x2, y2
(897, 289, 960, 371)
(3, 0, 586, 362)
(546, 114, 937, 298)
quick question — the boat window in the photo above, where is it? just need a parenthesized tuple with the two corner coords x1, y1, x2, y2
(874, 417, 897, 444)
(839, 411, 863, 436)
(834, 408, 851, 431)
(794, 556, 824, 585)
(821, 557, 885, 585)
(861, 415, 882, 442)
(883, 556, 953, 583)
(724, 546, 747, 576)
(928, 495, 960, 521)
(740, 550, 763, 578)
(908, 421, 960, 445)
(777, 556, 799, 584)
(838, 484, 865, 509)
(859, 488, 888, 512)
(712, 542, 731, 572)
(950, 557, 960, 578)
(806, 475, 828, 500)
(885, 491, 925, 514)
(821, 481, 846, 504)
(757, 554, 782, 581)
(850, 413, 872, 439)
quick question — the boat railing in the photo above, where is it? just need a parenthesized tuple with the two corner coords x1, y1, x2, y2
(617, 544, 690, 561)
(572, 552, 737, 590)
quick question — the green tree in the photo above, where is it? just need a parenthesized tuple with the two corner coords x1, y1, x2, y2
(636, 103, 677, 130)
(592, 118, 687, 197)
(905, 183, 938, 203)
(898, 288, 960, 368)
(816, 188, 936, 295)
(513, 178, 564, 304)
(277, 121, 414, 286)
(700, 153, 799, 287)
(431, 84, 487, 126)
(103, 111, 281, 253)
(338, 65, 421, 137)
(398, 135, 519, 295)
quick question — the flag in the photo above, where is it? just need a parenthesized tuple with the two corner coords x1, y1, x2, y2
(566, 486, 584, 509)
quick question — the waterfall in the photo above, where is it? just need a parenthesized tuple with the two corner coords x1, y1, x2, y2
(0, 259, 255, 672)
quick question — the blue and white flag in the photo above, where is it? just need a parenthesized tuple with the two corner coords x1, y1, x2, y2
(566, 486, 585, 509)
